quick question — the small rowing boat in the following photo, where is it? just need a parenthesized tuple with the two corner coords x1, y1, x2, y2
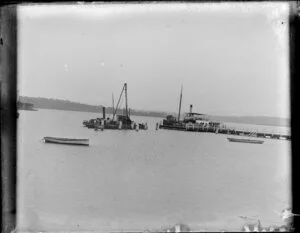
(43, 137, 89, 146)
(227, 137, 264, 144)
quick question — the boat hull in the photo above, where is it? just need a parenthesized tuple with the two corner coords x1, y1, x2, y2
(43, 137, 89, 146)
(227, 137, 264, 144)
(85, 122, 148, 130)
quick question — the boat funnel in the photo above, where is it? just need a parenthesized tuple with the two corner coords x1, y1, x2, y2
(102, 107, 106, 119)
(190, 104, 193, 113)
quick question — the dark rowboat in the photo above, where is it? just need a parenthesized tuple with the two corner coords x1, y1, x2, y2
(227, 137, 264, 144)
(43, 137, 89, 146)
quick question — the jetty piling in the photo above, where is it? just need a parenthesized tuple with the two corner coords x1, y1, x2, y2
(159, 123, 290, 140)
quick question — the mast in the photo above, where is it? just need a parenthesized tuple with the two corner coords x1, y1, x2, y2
(124, 82, 128, 118)
(177, 85, 183, 122)
(112, 93, 114, 117)
(112, 84, 125, 120)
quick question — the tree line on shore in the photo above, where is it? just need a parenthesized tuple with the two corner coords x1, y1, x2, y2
(19, 96, 290, 127)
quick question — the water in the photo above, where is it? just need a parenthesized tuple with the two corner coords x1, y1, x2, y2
(17, 109, 291, 232)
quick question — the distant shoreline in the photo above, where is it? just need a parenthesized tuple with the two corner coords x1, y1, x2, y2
(18, 96, 290, 127)
(19, 107, 163, 118)
(24, 107, 290, 128)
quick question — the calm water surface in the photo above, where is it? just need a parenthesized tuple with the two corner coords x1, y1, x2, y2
(17, 109, 291, 231)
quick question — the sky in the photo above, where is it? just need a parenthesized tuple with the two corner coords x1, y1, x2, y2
(18, 2, 290, 118)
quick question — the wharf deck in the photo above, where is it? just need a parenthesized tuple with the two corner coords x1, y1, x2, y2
(159, 124, 290, 140)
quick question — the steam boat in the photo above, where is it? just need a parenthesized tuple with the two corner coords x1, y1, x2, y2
(83, 83, 147, 131)
(157, 86, 288, 141)
(159, 86, 221, 132)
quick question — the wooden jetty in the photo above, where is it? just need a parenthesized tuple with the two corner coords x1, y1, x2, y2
(159, 122, 290, 140)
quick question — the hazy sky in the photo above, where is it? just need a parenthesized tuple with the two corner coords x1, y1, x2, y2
(18, 3, 290, 118)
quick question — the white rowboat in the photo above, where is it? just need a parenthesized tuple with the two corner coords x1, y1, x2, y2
(43, 137, 89, 146)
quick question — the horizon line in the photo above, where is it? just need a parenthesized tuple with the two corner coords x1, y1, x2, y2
(19, 95, 290, 120)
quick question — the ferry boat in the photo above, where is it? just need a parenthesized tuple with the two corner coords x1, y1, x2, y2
(158, 86, 289, 141)
(159, 86, 222, 132)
